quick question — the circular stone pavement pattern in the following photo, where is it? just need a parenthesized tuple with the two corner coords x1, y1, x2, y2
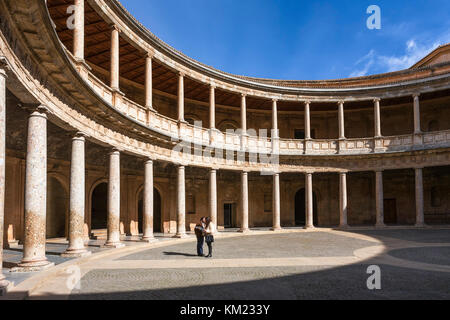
(4, 228, 450, 300)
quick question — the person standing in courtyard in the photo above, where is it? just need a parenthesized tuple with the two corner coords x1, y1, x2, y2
(195, 217, 206, 257)
(204, 217, 216, 258)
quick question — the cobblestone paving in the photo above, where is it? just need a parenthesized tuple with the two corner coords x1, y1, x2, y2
(119, 232, 375, 261)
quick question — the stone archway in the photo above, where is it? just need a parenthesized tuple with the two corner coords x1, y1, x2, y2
(137, 187, 162, 233)
(46, 176, 68, 238)
(294, 188, 318, 226)
(91, 182, 108, 230)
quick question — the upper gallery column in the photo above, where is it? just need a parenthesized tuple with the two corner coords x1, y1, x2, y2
(15, 106, 54, 272)
(142, 159, 156, 242)
(338, 101, 346, 140)
(178, 72, 185, 122)
(374, 98, 382, 138)
(272, 99, 279, 139)
(240, 171, 250, 233)
(210, 85, 216, 129)
(339, 172, 348, 228)
(413, 94, 421, 134)
(0, 62, 9, 290)
(105, 149, 124, 248)
(305, 173, 315, 229)
(62, 133, 90, 257)
(272, 173, 281, 231)
(304, 101, 311, 140)
(375, 170, 385, 228)
(176, 165, 187, 238)
(73, 0, 85, 61)
(145, 53, 154, 112)
(110, 26, 120, 91)
(209, 169, 218, 229)
(415, 168, 425, 227)
(241, 94, 247, 134)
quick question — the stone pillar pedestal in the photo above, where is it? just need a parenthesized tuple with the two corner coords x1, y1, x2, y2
(415, 168, 426, 227)
(13, 107, 54, 272)
(375, 170, 386, 228)
(239, 171, 250, 233)
(142, 159, 157, 242)
(62, 133, 91, 257)
(271, 173, 282, 231)
(305, 173, 315, 229)
(339, 173, 348, 228)
(175, 165, 187, 238)
(104, 149, 124, 248)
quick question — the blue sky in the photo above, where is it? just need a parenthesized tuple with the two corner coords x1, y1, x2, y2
(121, 0, 450, 80)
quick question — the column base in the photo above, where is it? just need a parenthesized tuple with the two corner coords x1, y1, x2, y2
(415, 223, 426, 228)
(103, 242, 125, 249)
(375, 223, 386, 229)
(7, 240, 20, 249)
(61, 249, 92, 258)
(0, 278, 12, 296)
(140, 237, 159, 243)
(173, 233, 189, 239)
(10, 260, 55, 273)
(338, 224, 349, 229)
(238, 228, 251, 234)
(270, 227, 283, 232)
(304, 225, 315, 230)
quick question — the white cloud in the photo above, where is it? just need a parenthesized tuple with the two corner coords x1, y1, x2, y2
(350, 33, 450, 77)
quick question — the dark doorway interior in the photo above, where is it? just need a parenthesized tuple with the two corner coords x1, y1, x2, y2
(224, 203, 234, 228)
(91, 183, 108, 230)
(46, 177, 68, 238)
(384, 199, 398, 224)
(138, 188, 162, 233)
(295, 189, 318, 226)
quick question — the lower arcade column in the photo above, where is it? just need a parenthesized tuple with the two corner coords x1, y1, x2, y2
(305, 172, 315, 229)
(142, 158, 157, 242)
(239, 171, 250, 233)
(175, 165, 187, 238)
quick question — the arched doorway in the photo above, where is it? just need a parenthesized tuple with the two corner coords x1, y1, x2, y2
(137, 187, 162, 233)
(295, 188, 318, 226)
(46, 177, 68, 238)
(91, 182, 108, 230)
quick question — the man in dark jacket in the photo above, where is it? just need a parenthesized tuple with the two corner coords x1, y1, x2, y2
(195, 217, 206, 257)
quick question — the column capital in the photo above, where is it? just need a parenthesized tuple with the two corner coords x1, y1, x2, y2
(109, 24, 120, 33)
(144, 157, 154, 164)
(373, 98, 381, 103)
(0, 57, 10, 76)
(303, 100, 311, 106)
(210, 84, 216, 90)
(412, 93, 421, 99)
(241, 93, 247, 98)
(70, 131, 88, 141)
(146, 50, 155, 59)
(20, 104, 49, 117)
(178, 71, 185, 78)
(374, 169, 384, 173)
(337, 100, 345, 106)
(109, 147, 121, 155)
(272, 98, 278, 103)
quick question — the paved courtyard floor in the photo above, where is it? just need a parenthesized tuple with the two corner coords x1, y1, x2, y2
(2, 228, 450, 300)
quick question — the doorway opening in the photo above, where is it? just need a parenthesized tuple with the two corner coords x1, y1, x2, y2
(46, 177, 68, 238)
(137, 187, 162, 233)
(223, 203, 235, 228)
(91, 182, 108, 230)
(295, 188, 318, 226)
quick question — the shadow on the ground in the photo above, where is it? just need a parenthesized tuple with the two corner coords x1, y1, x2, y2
(163, 252, 199, 257)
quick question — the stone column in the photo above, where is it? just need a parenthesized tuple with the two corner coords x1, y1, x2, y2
(210, 85, 216, 129)
(209, 169, 217, 229)
(0, 64, 9, 288)
(413, 94, 421, 134)
(145, 54, 154, 111)
(415, 168, 425, 227)
(175, 165, 187, 238)
(73, 0, 85, 61)
(142, 159, 156, 242)
(272, 99, 279, 139)
(339, 172, 348, 228)
(374, 98, 382, 138)
(178, 72, 185, 122)
(15, 106, 54, 272)
(375, 170, 385, 228)
(338, 101, 345, 140)
(305, 173, 314, 229)
(105, 149, 124, 248)
(304, 101, 311, 140)
(240, 171, 250, 233)
(62, 133, 90, 257)
(110, 26, 120, 91)
(241, 94, 247, 133)
(272, 173, 281, 231)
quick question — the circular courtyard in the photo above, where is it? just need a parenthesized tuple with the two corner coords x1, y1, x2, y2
(4, 228, 450, 300)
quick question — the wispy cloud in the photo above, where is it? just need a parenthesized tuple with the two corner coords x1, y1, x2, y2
(350, 33, 450, 77)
